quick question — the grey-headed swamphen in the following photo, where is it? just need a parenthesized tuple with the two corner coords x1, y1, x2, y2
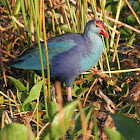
(9, 19, 109, 101)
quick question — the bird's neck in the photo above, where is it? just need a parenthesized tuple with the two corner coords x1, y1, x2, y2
(80, 31, 104, 72)
(83, 31, 103, 51)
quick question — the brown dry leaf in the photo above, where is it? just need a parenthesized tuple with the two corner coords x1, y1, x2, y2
(135, 100, 140, 117)
(127, 81, 140, 116)
(128, 81, 140, 103)
(95, 89, 116, 114)
(102, 115, 116, 140)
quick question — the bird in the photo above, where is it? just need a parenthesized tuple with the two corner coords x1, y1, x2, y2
(9, 19, 109, 101)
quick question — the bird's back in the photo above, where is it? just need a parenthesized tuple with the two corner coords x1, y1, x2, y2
(9, 26, 103, 84)
(9, 33, 87, 81)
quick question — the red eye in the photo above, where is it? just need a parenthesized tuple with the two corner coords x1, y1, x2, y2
(96, 25, 99, 27)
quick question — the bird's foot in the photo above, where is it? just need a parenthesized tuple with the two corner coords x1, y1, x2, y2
(67, 87, 73, 101)
(51, 86, 57, 102)
(67, 96, 73, 101)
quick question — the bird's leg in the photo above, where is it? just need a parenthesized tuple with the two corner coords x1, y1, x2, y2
(51, 83, 73, 102)
(51, 85, 57, 102)
(67, 87, 73, 101)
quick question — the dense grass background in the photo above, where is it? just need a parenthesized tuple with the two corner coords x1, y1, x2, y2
(0, 0, 140, 139)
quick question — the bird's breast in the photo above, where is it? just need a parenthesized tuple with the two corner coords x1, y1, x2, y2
(80, 35, 103, 72)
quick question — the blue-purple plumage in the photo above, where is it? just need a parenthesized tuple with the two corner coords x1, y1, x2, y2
(9, 19, 109, 99)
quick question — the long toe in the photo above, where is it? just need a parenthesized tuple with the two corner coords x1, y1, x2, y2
(67, 87, 73, 101)
(67, 96, 73, 101)
(51, 86, 57, 102)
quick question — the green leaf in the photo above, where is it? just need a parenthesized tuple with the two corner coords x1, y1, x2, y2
(93, 116, 98, 140)
(43, 133, 51, 140)
(18, 91, 28, 103)
(8, 76, 26, 91)
(127, 14, 136, 24)
(119, 27, 132, 37)
(0, 123, 35, 140)
(111, 114, 140, 140)
(23, 79, 45, 107)
(46, 100, 78, 140)
(14, 0, 21, 16)
(60, 24, 70, 32)
(48, 101, 58, 122)
(0, 96, 4, 105)
(121, 83, 129, 96)
(0, 0, 5, 4)
(127, 33, 136, 46)
(70, 105, 92, 139)
(104, 128, 126, 140)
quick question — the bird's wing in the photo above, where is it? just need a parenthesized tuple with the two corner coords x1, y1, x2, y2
(46, 34, 78, 64)
(9, 34, 79, 70)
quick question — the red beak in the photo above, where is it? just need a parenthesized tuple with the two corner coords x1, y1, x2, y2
(100, 28, 109, 38)
(96, 20, 109, 38)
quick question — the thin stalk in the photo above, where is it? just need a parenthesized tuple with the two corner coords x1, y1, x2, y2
(93, 116, 98, 140)
(76, 1, 80, 33)
(52, 15, 56, 34)
(36, 98, 39, 140)
(64, 8, 72, 32)
(79, 0, 84, 32)
(42, 0, 51, 101)
(102, 68, 140, 73)
(110, 0, 122, 47)
(99, 0, 112, 72)
(79, 0, 85, 81)
(39, 0, 43, 36)
(26, 70, 29, 94)
(90, 0, 98, 18)
(21, 0, 30, 47)
(31, 0, 48, 117)
(82, 68, 140, 74)
(35, 0, 39, 23)
(66, 0, 77, 33)
(98, 60, 103, 72)
(28, 0, 33, 44)
(102, 37, 111, 77)
(100, 0, 121, 69)
(72, 7, 78, 32)
(100, 0, 110, 59)
(102, 37, 116, 94)
(90, 0, 105, 73)
(105, 37, 110, 53)
(113, 41, 121, 69)
(78, 101, 87, 140)
(100, 0, 120, 94)
(21, 0, 30, 93)
(106, 22, 121, 69)
(49, 0, 61, 34)
(83, 0, 87, 25)
(5, 0, 24, 48)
